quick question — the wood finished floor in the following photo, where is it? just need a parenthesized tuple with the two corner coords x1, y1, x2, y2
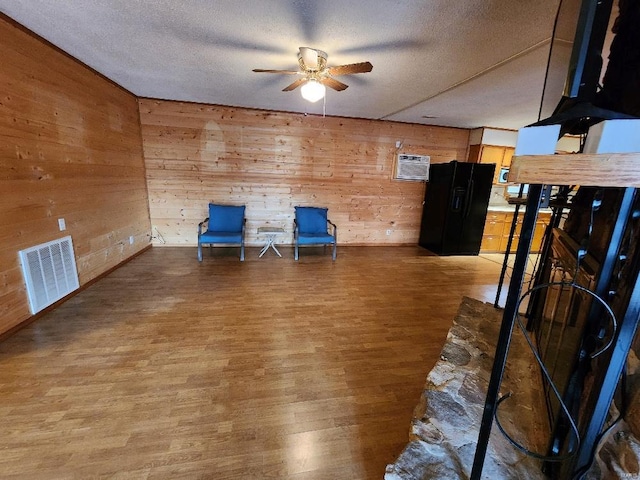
(0, 246, 505, 479)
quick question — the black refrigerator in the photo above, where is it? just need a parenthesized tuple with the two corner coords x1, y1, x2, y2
(418, 160, 495, 255)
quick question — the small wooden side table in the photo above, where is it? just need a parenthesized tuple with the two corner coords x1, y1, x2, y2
(257, 226, 285, 258)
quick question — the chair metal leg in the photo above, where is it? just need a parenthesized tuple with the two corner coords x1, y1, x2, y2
(198, 242, 203, 262)
(240, 243, 245, 261)
(295, 241, 299, 261)
(332, 242, 337, 261)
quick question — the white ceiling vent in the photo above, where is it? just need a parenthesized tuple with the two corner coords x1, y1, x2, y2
(395, 154, 430, 181)
(18, 236, 80, 314)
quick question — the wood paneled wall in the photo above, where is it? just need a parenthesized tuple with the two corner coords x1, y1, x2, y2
(0, 16, 151, 335)
(139, 100, 470, 246)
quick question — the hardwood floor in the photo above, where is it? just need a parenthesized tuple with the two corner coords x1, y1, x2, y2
(0, 246, 504, 479)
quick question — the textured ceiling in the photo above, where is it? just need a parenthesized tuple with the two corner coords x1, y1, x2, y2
(0, 0, 563, 129)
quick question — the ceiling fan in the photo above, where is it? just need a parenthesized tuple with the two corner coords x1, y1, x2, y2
(253, 47, 373, 102)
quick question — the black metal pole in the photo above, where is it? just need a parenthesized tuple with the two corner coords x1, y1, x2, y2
(592, 188, 636, 300)
(525, 203, 563, 331)
(494, 204, 522, 308)
(470, 184, 543, 479)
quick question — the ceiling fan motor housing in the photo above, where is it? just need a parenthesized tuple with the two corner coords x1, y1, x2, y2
(298, 48, 328, 72)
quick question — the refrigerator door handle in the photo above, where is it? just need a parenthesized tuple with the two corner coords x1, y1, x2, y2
(464, 179, 475, 218)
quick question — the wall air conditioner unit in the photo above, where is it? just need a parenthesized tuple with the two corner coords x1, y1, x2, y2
(394, 154, 430, 181)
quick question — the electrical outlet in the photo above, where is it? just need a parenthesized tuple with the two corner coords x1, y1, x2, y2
(386, 229, 392, 236)
(58, 218, 66, 231)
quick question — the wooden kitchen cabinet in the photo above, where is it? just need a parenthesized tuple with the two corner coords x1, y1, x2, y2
(483, 212, 506, 235)
(478, 145, 505, 165)
(501, 147, 515, 169)
(480, 235, 502, 252)
(531, 217, 550, 252)
(468, 144, 515, 184)
(480, 210, 551, 253)
(481, 212, 506, 252)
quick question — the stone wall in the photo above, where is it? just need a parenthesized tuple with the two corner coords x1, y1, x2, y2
(385, 297, 640, 480)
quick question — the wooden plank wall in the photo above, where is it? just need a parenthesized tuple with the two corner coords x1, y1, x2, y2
(0, 16, 151, 335)
(139, 100, 470, 246)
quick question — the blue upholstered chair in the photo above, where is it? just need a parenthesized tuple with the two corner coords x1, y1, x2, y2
(294, 206, 337, 261)
(198, 204, 246, 262)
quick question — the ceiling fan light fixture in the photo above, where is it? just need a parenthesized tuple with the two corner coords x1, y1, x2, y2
(300, 80, 326, 103)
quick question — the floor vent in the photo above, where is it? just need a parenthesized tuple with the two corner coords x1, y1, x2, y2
(18, 236, 80, 314)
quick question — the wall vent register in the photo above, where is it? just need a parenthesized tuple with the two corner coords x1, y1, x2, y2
(18, 236, 80, 314)
(395, 154, 430, 181)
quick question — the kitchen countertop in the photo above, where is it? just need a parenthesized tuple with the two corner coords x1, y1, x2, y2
(487, 206, 518, 212)
(487, 205, 554, 214)
(488, 195, 557, 214)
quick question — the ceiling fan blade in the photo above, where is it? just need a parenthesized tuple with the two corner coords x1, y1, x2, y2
(320, 77, 348, 91)
(252, 69, 300, 74)
(327, 62, 373, 76)
(282, 78, 307, 92)
(299, 46, 319, 70)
